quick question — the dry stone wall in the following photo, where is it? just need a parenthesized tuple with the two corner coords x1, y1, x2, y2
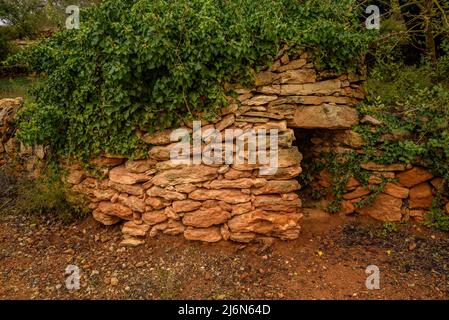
(1, 51, 372, 246)
(60, 51, 367, 246)
(307, 128, 449, 222)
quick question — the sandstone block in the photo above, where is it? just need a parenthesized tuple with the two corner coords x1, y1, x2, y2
(122, 221, 150, 237)
(163, 220, 186, 235)
(143, 209, 168, 225)
(253, 195, 301, 212)
(109, 166, 151, 185)
(108, 181, 144, 196)
(397, 167, 434, 188)
(147, 186, 187, 201)
(184, 227, 222, 242)
(90, 156, 124, 167)
(151, 165, 218, 186)
(171, 200, 202, 213)
(383, 183, 409, 199)
(356, 193, 402, 221)
(228, 210, 301, 234)
(125, 159, 156, 173)
(92, 209, 121, 225)
(182, 207, 231, 228)
(224, 168, 253, 179)
(409, 183, 433, 209)
(288, 105, 358, 129)
(92, 189, 117, 202)
(98, 201, 133, 220)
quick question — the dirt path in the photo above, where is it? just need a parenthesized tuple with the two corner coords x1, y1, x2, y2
(0, 213, 448, 300)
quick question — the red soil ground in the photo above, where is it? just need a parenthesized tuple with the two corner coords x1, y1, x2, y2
(0, 213, 448, 300)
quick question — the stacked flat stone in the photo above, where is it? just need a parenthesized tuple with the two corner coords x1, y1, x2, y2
(66, 120, 303, 246)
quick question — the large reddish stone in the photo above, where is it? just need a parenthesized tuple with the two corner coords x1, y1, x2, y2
(71, 177, 97, 196)
(215, 114, 235, 131)
(182, 207, 231, 228)
(337, 201, 355, 215)
(383, 183, 409, 199)
(277, 58, 307, 72)
(147, 186, 187, 201)
(98, 201, 133, 220)
(92, 189, 117, 202)
(227, 210, 301, 234)
(143, 209, 167, 225)
(92, 209, 121, 225)
(172, 200, 202, 213)
(280, 80, 342, 96)
(409, 183, 433, 209)
(163, 220, 186, 235)
(122, 221, 150, 237)
(184, 227, 222, 242)
(276, 147, 302, 168)
(145, 197, 168, 209)
(288, 105, 358, 129)
(397, 167, 433, 188)
(109, 166, 151, 185)
(276, 69, 316, 84)
(356, 193, 402, 221)
(175, 183, 197, 193)
(148, 143, 179, 160)
(333, 130, 364, 148)
(108, 181, 144, 196)
(231, 202, 253, 216)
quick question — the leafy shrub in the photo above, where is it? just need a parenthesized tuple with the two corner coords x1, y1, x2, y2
(0, 0, 100, 39)
(355, 58, 449, 186)
(14, 0, 374, 161)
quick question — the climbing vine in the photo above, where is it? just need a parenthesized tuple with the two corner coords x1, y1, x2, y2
(13, 0, 374, 161)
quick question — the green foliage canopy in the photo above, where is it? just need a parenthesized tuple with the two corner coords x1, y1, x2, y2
(15, 0, 374, 161)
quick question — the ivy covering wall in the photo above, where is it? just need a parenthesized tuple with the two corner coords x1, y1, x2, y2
(14, 0, 374, 161)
